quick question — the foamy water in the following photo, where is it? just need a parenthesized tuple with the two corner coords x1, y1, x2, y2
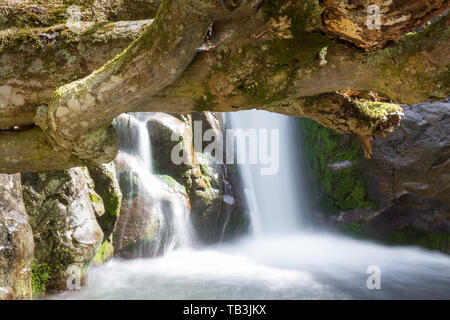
(53, 232, 450, 300)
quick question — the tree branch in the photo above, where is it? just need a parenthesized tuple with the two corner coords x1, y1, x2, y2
(34, 0, 235, 161)
(0, 0, 447, 173)
(321, 0, 450, 50)
(0, 19, 152, 128)
(0, 0, 160, 30)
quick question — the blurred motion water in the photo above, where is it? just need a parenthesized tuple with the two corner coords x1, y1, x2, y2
(53, 110, 450, 300)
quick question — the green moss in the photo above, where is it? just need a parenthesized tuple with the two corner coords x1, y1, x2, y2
(89, 192, 102, 204)
(158, 174, 188, 196)
(337, 220, 371, 239)
(384, 226, 449, 252)
(300, 118, 373, 214)
(93, 239, 114, 264)
(213, 0, 330, 106)
(31, 259, 51, 297)
(355, 100, 403, 122)
(367, 17, 449, 101)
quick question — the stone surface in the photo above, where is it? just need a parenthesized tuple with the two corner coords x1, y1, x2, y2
(302, 100, 449, 252)
(0, 173, 34, 300)
(88, 162, 122, 264)
(113, 153, 190, 258)
(88, 162, 122, 262)
(147, 112, 249, 243)
(147, 112, 194, 180)
(364, 100, 450, 208)
(360, 100, 450, 249)
(320, 100, 450, 252)
(21, 168, 104, 292)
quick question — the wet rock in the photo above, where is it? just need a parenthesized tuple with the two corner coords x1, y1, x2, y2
(147, 112, 249, 243)
(189, 151, 249, 243)
(336, 208, 376, 225)
(88, 162, 122, 239)
(21, 168, 104, 292)
(113, 153, 190, 258)
(364, 194, 449, 233)
(327, 160, 358, 171)
(88, 163, 122, 263)
(359, 100, 450, 251)
(147, 112, 194, 179)
(364, 100, 450, 208)
(0, 173, 34, 300)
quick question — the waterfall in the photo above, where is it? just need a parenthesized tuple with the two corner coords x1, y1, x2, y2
(227, 110, 310, 235)
(113, 113, 193, 256)
(114, 113, 153, 172)
(55, 111, 450, 300)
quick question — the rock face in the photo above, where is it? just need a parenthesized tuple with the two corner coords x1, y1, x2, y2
(365, 100, 450, 208)
(302, 100, 449, 252)
(113, 153, 191, 258)
(147, 112, 249, 243)
(147, 112, 194, 180)
(299, 118, 372, 214)
(0, 173, 34, 300)
(21, 168, 104, 292)
(88, 163, 122, 263)
(359, 100, 450, 252)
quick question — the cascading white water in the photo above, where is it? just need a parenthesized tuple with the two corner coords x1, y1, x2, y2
(227, 110, 308, 235)
(54, 110, 450, 300)
(115, 113, 153, 172)
(113, 113, 193, 253)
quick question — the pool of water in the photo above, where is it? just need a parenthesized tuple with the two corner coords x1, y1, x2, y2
(51, 232, 450, 300)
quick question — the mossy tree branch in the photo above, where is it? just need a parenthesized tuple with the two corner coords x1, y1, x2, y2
(0, 0, 160, 30)
(0, 0, 448, 173)
(0, 19, 152, 128)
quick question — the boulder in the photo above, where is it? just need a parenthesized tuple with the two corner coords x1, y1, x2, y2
(0, 173, 34, 300)
(360, 100, 450, 251)
(147, 112, 249, 243)
(21, 168, 104, 293)
(364, 100, 450, 208)
(88, 163, 122, 264)
(113, 153, 191, 258)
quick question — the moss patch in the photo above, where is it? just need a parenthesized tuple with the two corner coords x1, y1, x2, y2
(384, 226, 449, 252)
(31, 259, 51, 297)
(299, 118, 373, 214)
(93, 238, 114, 264)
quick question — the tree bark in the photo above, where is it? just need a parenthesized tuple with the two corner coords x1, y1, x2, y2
(321, 0, 450, 50)
(0, 0, 448, 173)
(0, 19, 152, 128)
(0, 0, 160, 30)
(34, 0, 238, 163)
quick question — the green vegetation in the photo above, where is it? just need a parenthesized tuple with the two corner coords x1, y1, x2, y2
(385, 226, 449, 252)
(337, 220, 371, 239)
(93, 239, 114, 264)
(213, 0, 331, 106)
(31, 259, 51, 297)
(299, 118, 373, 214)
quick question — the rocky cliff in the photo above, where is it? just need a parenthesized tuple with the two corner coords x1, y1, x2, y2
(302, 100, 449, 253)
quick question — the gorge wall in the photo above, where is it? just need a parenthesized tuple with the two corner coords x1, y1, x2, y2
(301, 100, 450, 253)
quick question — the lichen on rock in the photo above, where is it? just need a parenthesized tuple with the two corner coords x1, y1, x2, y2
(21, 167, 103, 292)
(0, 173, 34, 300)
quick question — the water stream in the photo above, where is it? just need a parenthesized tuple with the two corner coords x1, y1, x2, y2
(113, 113, 193, 255)
(54, 111, 450, 300)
